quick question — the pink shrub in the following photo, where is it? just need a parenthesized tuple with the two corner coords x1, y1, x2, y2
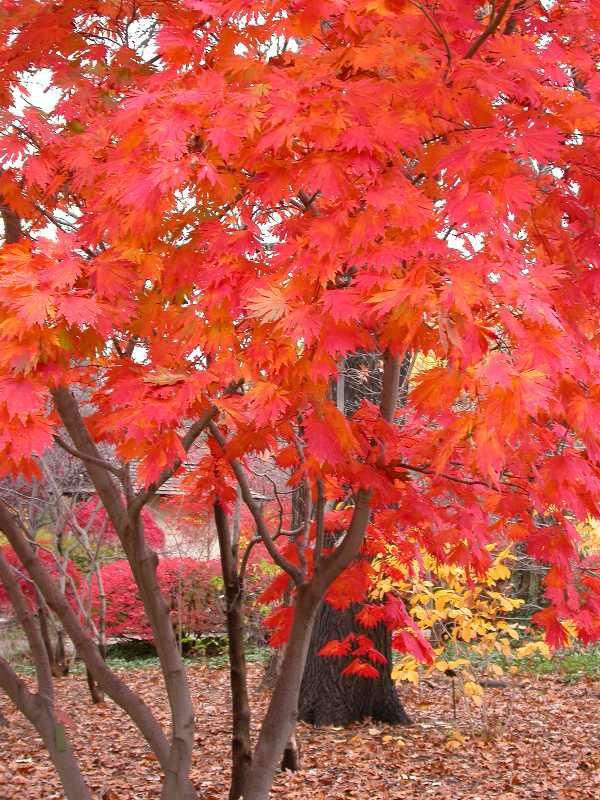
(92, 557, 223, 639)
(74, 495, 165, 550)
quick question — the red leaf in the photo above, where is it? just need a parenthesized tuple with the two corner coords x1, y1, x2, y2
(355, 604, 386, 628)
(532, 607, 569, 649)
(318, 638, 353, 658)
(341, 659, 380, 679)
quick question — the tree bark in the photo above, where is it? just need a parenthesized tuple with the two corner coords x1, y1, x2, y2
(36, 592, 61, 676)
(280, 731, 300, 772)
(243, 586, 319, 800)
(0, 550, 91, 800)
(0, 659, 92, 800)
(299, 601, 411, 726)
(259, 646, 300, 773)
(0, 203, 21, 244)
(214, 503, 252, 800)
(52, 387, 197, 800)
(0, 500, 171, 768)
(126, 519, 196, 800)
(298, 352, 413, 728)
(85, 565, 107, 703)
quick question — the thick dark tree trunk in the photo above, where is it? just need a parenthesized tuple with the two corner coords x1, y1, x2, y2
(298, 352, 413, 729)
(299, 601, 411, 726)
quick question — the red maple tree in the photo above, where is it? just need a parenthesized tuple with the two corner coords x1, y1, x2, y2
(0, 2, 599, 800)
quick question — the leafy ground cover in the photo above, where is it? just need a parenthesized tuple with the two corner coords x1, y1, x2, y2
(512, 646, 600, 683)
(0, 662, 598, 800)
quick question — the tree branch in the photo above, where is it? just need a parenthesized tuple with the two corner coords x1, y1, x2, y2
(0, 498, 171, 766)
(130, 406, 219, 516)
(53, 435, 124, 479)
(410, 1, 452, 77)
(390, 459, 527, 494)
(51, 387, 130, 536)
(312, 488, 372, 594)
(208, 422, 303, 585)
(465, 0, 511, 60)
(380, 350, 402, 423)
(0, 203, 22, 244)
(314, 479, 326, 569)
(0, 550, 54, 701)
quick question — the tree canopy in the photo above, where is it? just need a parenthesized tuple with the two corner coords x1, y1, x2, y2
(0, 2, 599, 799)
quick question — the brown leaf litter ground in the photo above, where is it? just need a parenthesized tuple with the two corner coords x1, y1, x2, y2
(0, 665, 598, 799)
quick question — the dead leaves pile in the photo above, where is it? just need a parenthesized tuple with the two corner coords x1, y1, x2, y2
(0, 665, 598, 799)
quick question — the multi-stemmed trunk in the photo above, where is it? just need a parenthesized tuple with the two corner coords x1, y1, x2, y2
(52, 387, 198, 800)
(0, 501, 172, 760)
(0, 661, 93, 800)
(0, 550, 92, 800)
(242, 586, 320, 800)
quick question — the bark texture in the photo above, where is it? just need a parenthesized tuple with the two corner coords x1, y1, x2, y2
(0, 500, 171, 768)
(297, 353, 413, 728)
(0, 660, 92, 800)
(299, 601, 411, 726)
(0, 550, 92, 800)
(52, 388, 197, 800)
(214, 503, 252, 800)
(243, 587, 319, 800)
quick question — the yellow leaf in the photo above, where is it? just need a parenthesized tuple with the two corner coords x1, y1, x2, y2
(445, 729, 467, 751)
(464, 681, 484, 698)
(488, 564, 511, 581)
(516, 641, 550, 659)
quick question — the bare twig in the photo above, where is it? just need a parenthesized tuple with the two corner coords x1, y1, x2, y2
(208, 422, 303, 585)
(390, 459, 528, 494)
(129, 406, 218, 515)
(53, 435, 124, 479)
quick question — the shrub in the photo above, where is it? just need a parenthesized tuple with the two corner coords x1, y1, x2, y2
(73, 495, 166, 550)
(0, 545, 82, 609)
(92, 557, 224, 640)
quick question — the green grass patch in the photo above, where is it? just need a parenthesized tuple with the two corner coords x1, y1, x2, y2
(13, 643, 269, 675)
(513, 645, 600, 682)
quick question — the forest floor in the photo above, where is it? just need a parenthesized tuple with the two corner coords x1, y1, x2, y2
(0, 662, 598, 800)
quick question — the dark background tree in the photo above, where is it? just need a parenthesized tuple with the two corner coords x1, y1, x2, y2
(299, 352, 413, 727)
